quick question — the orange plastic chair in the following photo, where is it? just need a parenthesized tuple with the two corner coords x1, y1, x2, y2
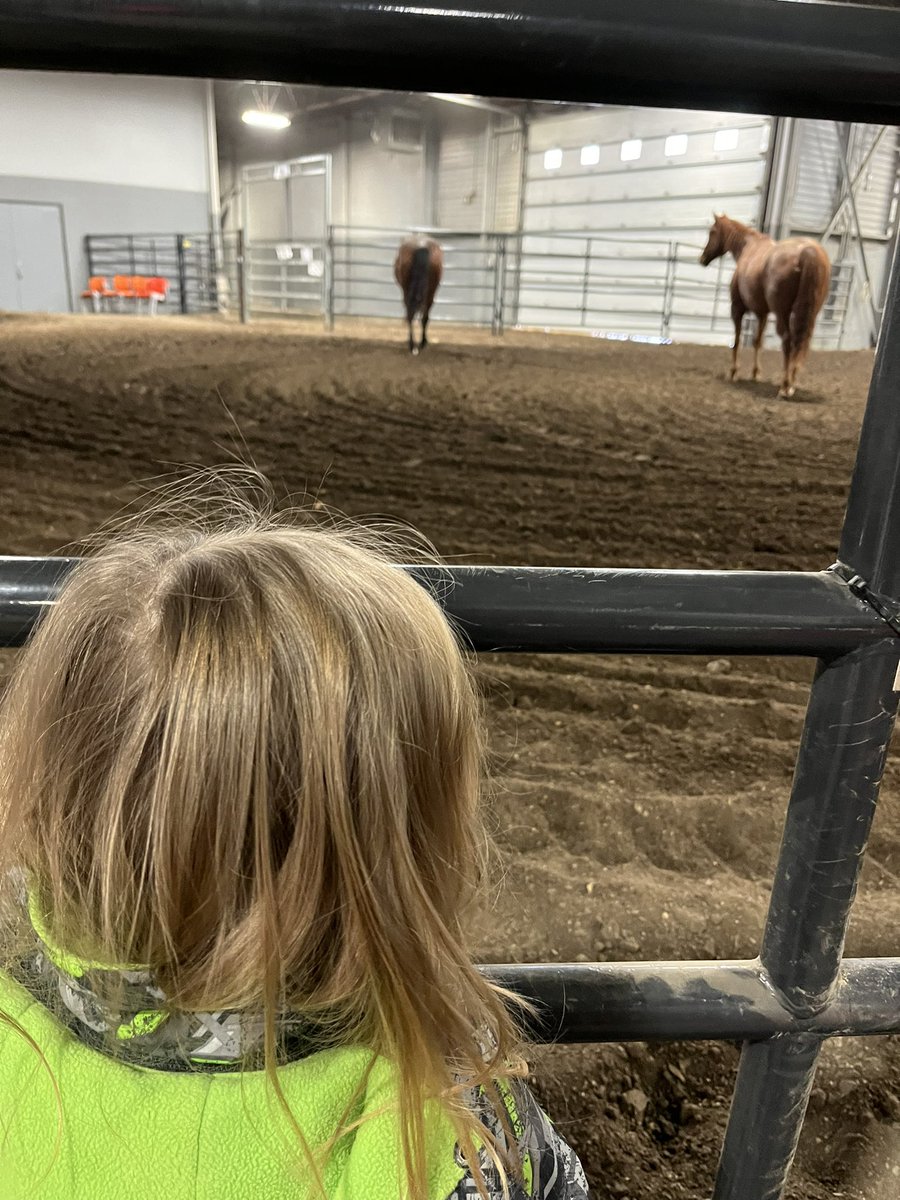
(146, 276, 169, 315)
(81, 276, 110, 313)
(112, 275, 136, 299)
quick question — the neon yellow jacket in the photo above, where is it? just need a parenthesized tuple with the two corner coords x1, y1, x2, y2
(0, 969, 465, 1200)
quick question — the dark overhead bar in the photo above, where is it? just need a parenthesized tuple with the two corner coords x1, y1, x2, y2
(1, 0, 899, 123)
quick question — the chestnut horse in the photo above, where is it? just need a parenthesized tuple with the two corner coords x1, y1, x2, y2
(700, 214, 831, 398)
(393, 236, 443, 354)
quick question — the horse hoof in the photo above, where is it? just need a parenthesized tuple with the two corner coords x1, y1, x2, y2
(411, 347, 419, 357)
(777, 387, 795, 400)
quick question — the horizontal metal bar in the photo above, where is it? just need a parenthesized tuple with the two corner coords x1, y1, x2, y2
(483, 958, 900, 1043)
(4, 0, 897, 121)
(525, 180, 763, 204)
(0, 558, 892, 655)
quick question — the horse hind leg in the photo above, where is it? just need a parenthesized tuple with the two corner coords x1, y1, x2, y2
(751, 314, 767, 380)
(776, 320, 793, 399)
(787, 336, 812, 395)
(730, 301, 746, 381)
(419, 309, 430, 351)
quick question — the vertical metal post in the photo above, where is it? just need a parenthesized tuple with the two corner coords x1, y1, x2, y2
(207, 231, 219, 313)
(661, 241, 676, 338)
(492, 234, 507, 336)
(324, 225, 335, 330)
(128, 234, 136, 275)
(236, 228, 247, 324)
(512, 111, 529, 330)
(713, 222, 900, 1200)
(176, 235, 189, 314)
(580, 238, 591, 327)
(511, 232, 523, 329)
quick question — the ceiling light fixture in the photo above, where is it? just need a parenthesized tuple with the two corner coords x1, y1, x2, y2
(241, 81, 293, 131)
(241, 109, 291, 130)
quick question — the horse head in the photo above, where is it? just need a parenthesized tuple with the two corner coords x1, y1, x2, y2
(699, 214, 728, 266)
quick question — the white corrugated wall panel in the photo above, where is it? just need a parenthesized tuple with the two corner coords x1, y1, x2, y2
(514, 106, 770, 343)
(437, 111, 488, 231)
(522, 110, 769, 244)
(789, 121, 841, 232)
(491, 125, 523, 232)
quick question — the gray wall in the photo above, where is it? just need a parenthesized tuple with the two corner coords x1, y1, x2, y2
(0, 176, 209, 309)
(0, 70, 214, 312)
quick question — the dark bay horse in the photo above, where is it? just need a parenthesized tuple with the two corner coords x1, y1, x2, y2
(393, 236, 443, 354)
(700, 214, 831, 398)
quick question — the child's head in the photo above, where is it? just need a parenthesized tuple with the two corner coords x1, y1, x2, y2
(0, 495, 522, 1193)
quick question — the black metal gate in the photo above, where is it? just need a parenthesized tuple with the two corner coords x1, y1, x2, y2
(3, 2, 900, 1198)
(85, 232, 222, 314)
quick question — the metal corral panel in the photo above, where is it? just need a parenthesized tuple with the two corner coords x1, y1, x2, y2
(331, 228, 497, 325)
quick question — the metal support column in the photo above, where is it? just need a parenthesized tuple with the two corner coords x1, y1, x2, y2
(713, 214, 900, 1200)
(759, 117, 795, 240)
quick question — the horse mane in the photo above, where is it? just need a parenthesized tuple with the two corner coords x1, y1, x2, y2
(718, 215, 766, 255)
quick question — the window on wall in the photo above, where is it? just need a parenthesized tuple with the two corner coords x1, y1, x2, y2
(580, 144, 600, 166)
(544, 148, 563, 170)
(389, 114, 424, 150)
(713, 128, 740, 152)
(620, 138, 642, 162)
(664, 133, 688, 157)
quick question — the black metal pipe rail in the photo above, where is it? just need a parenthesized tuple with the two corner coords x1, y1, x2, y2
(485, 958, 900, 1044)
(0, 558, 892, 656)
(2, 0, 900, 123)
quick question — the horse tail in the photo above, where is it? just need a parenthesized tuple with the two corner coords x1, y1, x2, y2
(789, 244, 829, 358)
(406, 245, 431, 317)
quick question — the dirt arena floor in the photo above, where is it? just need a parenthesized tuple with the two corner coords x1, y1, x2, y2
(2, 312, 900, 1198)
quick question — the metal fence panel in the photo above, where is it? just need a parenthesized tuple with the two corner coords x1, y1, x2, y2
(84, 226, 854, 347)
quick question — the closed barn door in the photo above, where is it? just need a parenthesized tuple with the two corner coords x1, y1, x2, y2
(0, 201, 69, 313)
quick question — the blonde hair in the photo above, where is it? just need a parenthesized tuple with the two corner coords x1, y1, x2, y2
(0, 487, 524, 1197)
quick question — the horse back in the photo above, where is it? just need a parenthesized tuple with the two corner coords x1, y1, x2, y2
(394, 236, 442, 291)
(763, 238, 830, 315)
